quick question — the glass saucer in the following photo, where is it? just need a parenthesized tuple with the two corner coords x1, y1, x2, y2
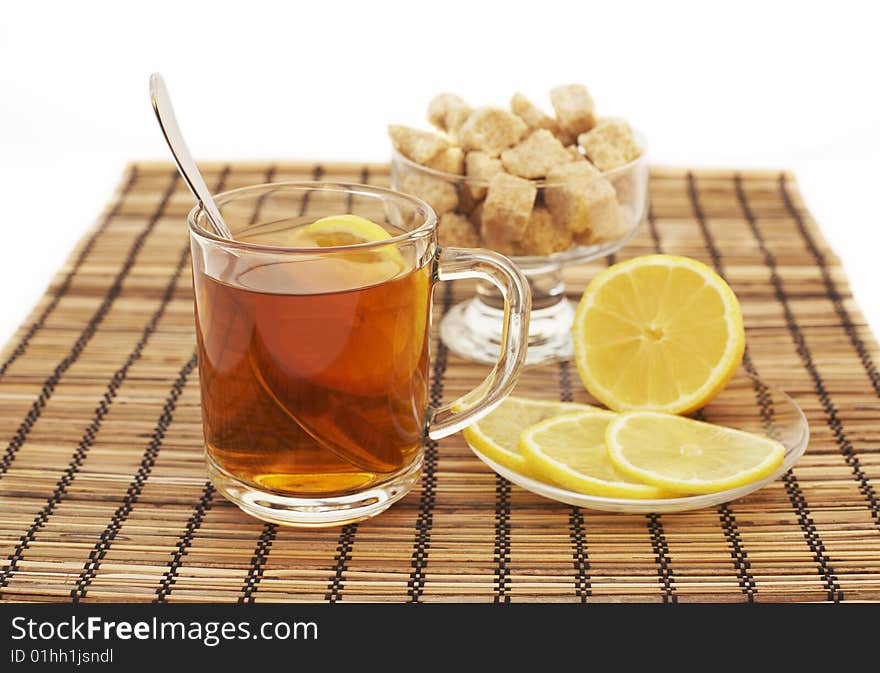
(466, 372, 809, 514)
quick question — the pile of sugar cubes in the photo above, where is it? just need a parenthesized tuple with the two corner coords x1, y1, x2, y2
(389, 85, 642, 256)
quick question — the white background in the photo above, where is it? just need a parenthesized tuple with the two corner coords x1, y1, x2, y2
(2, 0, 879, 346)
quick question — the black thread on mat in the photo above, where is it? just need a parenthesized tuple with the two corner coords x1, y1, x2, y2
(0, 245, 193, 591)
(686, 175, 776, 600)
(645, 513, 676, 603)
(558, 360, 575, 403)
(325, 523, 359, 603)
(689, 172, 838, 600)
(688, 171, 842, 601)
(299, 165, 324, 216)
(779, 469, 843, 600)
(59, 165, 231, 602)
(778, 175, 880, 531)
(0, 171, 180, 478)
(0, 167, 139, 378)
(494, 473, 512, 604)
(248, 165, 278, 224)
(568, 506, 591, 603)
(717, 503, 756, 600)
(318, 166, 375, 605)
(779, 173, 880, 398)
(407, 281, 454, 603)
(155, 481, 216, 602)
(344, 166, 370, 212)
(237, 164, 326, 604)
(653, 189, 756, 601)
(732, 175, 850, 596)
(160, 165, 277, 605)
(738, 175, 879, 552)
(557, 359, 591, 601)
(599, 244, 679, 602)
(70, 351, 199, 603)
(239, 523, 279, 604)
(646, 202, 663, 253)
(699, 376, 755, 600)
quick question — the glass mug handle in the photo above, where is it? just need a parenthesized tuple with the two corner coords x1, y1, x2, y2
(428, 247, 531, 440)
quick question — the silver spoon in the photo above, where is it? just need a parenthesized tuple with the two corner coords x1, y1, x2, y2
(149, 73, 233, 239)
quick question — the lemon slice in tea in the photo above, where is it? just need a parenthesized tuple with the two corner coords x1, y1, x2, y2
(251, 213, 428, 397)
(300, 214, 397, 247)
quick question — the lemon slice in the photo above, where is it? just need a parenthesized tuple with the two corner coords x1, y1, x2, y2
(283, 214, 407, 289)
(462, 396, 601, 473)
(573, 254, 745, 414)
(520, 410, 673, 498)
(606, 411, 785, 495)
(300, 214, 395, 246)
(290, 214, 404, 261)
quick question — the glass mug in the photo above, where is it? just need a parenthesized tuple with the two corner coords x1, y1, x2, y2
(188, 183, 530, 527)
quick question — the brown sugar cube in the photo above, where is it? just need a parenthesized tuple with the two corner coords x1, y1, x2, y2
(519, 206, 573, 255)
(400, 172, 458, 216)
(567, 145, 587, 162)
(576, 184, 624, 242)
(607, 167, 647, 217)
(465, 151, 505, 200)
(425, 146, 465, 175)
(554, 129, 577, 146)
(549, 84, 597, 137)
(439, 212, 481, 248)
(607, 170, 635, 210)
(577, 118, 641, 171)
(546, 158, 600, 182)
(481, 173, 537, 252)
(389, 124, 450, 164)
(510, 92, 574, 145)
(486, 240, 519, 256)
(469, 201, 483, 225)
(545, 162, 622, 237)
(458, 107, 528, 157)
(427, 93, 472, 136)
(456, 182, 479, 214)
(573, 195, 628, 243)
(501, 129, 572, 179)
(510, 93, 558, 133)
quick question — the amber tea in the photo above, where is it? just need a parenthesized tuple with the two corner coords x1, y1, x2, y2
(188, 182, 529, 527)
(195, 223, 431, 497)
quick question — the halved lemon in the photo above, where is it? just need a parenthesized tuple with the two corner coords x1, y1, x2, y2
(573, 254, 745, 414)
(520, 410, 673, 499)
(462, 396, 601, 473)
(606, 411, 785, 495)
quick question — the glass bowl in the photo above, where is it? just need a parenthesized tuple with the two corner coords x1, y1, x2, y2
(390, 132, 649, 365)
(466, 372, 809, 513)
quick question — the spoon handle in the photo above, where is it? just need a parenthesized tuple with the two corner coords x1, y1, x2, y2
(149, 73, 233, 239)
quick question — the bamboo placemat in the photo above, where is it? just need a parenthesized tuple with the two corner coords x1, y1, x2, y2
(1, 161, 879, 604)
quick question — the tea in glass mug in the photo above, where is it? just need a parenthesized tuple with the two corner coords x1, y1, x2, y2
(189, 183, 530, 526)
